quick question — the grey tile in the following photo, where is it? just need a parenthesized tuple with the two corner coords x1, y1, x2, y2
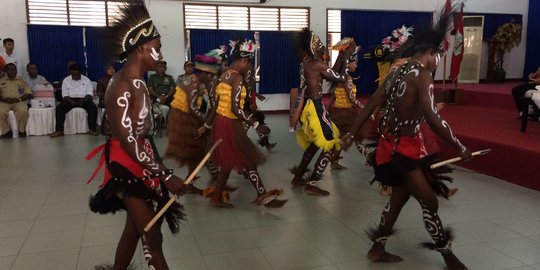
(78, 244, 141, 270)
(1, 114, 540, 269)
(0, 236, 25, 256)
(167, 256, 208, 270)
(204, 249, 272, 270)
(246, 224, 309, 248)
(20, 229, 83, 254)
(0, 256, 15, 270)
(489, 237, 540, 265)
(0, 219, 34, 238)
(30, 214, 86, 234)
(162, 234, 202, 260)
(260, 242, 331, 270)
(194, 229, 256, 255)
(11, 249, 79, 270)
(81, 225, 124, 247)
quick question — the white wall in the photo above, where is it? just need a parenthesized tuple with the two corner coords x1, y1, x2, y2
(2, 0, 530, 110)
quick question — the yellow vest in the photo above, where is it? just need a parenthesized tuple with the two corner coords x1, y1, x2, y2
(170, 86, 189, 112)
(334, 87, 357, 109)
(216, 83, 246, 119)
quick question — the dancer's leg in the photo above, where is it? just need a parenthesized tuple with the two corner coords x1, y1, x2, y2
(403, 168, 467, 270)
(121, 195, 168, 269)
(367, 185, 410, 262)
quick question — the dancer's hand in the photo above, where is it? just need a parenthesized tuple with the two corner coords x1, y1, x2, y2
(256, 125, 270, 135)
(460, 148, 472, 162)
(195, 126, 207, 138)
(164, 175, 187, 197)
(341, 133, 353, 150)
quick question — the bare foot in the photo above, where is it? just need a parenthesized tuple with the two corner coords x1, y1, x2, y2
(442, 253, 468, 270)
(367, 248, 403, 262)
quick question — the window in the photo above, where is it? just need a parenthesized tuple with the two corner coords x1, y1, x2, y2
(327, 9, 342, 66)
(27, 0, 125, 26)
(184, 4, 310, 31)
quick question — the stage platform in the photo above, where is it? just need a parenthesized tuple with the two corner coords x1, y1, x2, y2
(433, 82, 540, 191)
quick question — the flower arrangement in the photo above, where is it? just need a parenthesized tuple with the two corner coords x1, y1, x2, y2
(381, 25, 414, 52)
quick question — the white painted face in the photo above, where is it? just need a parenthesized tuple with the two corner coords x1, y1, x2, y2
(150, 47, 160, 61)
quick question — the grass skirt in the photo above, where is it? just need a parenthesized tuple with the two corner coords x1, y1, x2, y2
(164, 108, 205, 166)
(88, 138, 185, 234)
(211, 115, 265, 171)
(330, 107, 374, 139)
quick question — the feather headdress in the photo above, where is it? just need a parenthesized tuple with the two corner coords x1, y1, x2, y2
(406, 1, 461, 57)
(104, 0, 160, 61)
(230, 39, 255, 60)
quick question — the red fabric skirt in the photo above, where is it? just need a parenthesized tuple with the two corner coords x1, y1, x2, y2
(211, 115, 265, 171)
(87, 138, 161, 191)
(376, 133, 427, 166)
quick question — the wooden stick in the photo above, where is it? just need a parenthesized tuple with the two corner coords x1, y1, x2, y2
(144, 139, 222, 232)
(430, 149, 491, 169)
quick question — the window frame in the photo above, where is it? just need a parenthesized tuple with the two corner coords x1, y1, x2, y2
(183, 3, 310, 31)
(26, 0, 126, 27)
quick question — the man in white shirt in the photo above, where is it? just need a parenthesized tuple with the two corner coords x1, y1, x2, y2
(1, 38, 23, 76)
(50, 63, 98, 137)
(24, 63, 49, 90)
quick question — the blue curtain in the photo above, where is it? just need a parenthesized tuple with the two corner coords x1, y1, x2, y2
(259, 31, 299, 94)
(190, 29, 253, 60)
(189, 29, 297, 94)
(524, 0, 540, 79)
(27, 25, 85, 83)
(465, 13, 522, 40)
(84, 27, 109, 82)
(341, 10, 432, 94)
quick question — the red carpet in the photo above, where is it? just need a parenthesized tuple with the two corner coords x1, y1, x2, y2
(439, 104, 540, 191)
(434, 82, 521, 111)
(433, 82, 540, 191)
(333, 82, 540, 190)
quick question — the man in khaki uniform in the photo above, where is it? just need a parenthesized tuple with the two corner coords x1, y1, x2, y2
(0, 63, 32, 138)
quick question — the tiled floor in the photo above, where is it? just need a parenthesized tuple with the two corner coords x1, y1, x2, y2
(0, 114, 539, 270)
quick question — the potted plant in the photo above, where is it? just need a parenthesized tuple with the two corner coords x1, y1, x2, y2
(489, 22, 522, 82)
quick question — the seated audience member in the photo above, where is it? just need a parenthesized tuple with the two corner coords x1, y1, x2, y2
(0, 63, 32, 138)
(147, 60, 175, 121)
(50, 63, 98, 137)
(1, 38, 23, 76)
(176, 60, 194, 85)
(24, 63, 49, 90)
(512, 67, 540, 117)
(96, 63, 115, 108)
